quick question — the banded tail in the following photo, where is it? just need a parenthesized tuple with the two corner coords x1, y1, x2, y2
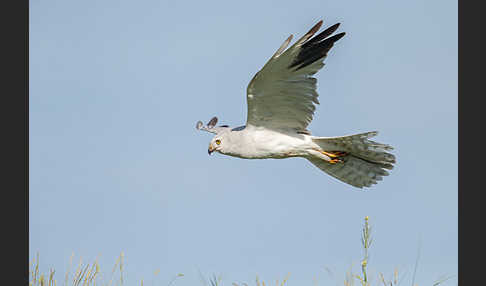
(307, 131, 396, 188)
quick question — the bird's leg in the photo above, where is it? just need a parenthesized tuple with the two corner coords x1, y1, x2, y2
(308, 149, 348, 164)
(320, 150, 347, 164)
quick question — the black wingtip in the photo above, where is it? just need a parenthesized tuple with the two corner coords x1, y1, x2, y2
(330, 22, 341, 30)
(333, 32, 346, 41)
(207, 116, 218, 128)
(302, 23, 342, 47)
(289, 23, 345, 70)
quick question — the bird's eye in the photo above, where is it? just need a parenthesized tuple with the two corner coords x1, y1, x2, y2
(215, 139, 221, 145)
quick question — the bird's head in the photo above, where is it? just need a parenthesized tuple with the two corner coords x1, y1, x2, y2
(196, 116, 231, 155)
(208, 135, 224, 155)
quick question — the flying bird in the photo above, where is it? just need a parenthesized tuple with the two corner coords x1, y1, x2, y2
(196, 20, 395, 188)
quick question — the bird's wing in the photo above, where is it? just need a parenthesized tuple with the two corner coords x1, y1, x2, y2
(246, 20, 345, 132)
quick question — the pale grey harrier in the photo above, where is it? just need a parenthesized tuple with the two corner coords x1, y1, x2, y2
(196, 20, 395, 188)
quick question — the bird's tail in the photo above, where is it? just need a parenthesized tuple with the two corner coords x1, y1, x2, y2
(306, 131, 396, 188)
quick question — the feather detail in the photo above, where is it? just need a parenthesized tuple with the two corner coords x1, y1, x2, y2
(308, 132, 395, 188)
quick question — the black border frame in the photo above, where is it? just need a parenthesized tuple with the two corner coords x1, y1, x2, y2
(3, 0, 29, 284)
(458, 0, 478, 285)
(4, 0, 468, 284)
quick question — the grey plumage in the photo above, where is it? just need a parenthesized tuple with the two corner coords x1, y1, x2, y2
(309, 132, 396, 188)
(196, 20, 396, 189)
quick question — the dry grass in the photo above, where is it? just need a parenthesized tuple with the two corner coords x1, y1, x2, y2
(196, 217, 455, 286)
(334, 217, 454, 286)
(29, 251, 184, 286)
(30, 217, 455, 286)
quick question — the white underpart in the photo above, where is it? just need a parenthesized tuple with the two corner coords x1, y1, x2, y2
(199, 21, 396, 188)
(218, 125, 319, 159)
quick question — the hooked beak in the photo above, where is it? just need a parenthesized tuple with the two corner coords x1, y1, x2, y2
(208, 144, 214, 155)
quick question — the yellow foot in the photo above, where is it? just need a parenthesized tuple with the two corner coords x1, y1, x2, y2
(321, 151, 345, 158)
(329, 158, 343, 164)
(320, 150, 347, 164)
(322, 151, 337, 158)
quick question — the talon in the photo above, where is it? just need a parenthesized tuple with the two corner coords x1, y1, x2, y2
(321, 150, 338, 158)
(321, 150, 347, 158)
(319, 150, 347, 164)
(329, 158, 343, 164)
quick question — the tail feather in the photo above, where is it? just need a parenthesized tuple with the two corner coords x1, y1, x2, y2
(308, 132, 396, 188)
(307, 155, 388, 188)
(312, 131, 396, 166)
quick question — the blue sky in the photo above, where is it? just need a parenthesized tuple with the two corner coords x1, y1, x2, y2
(30, 0, 457, 285)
